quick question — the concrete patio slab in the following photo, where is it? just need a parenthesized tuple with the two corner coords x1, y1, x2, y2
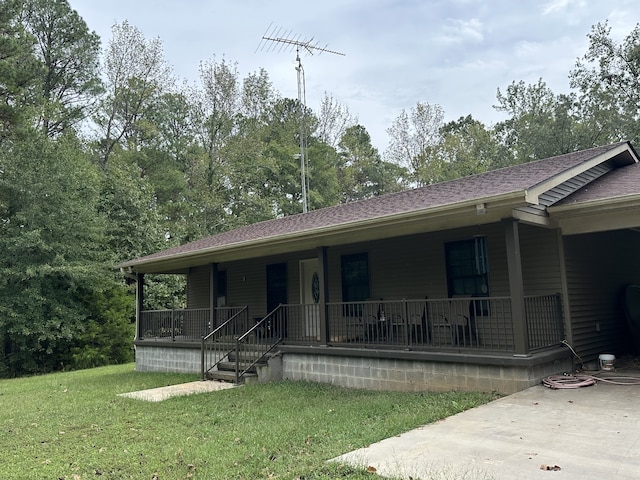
(334, 373, 640, 479)
(118, 380, 236, 402)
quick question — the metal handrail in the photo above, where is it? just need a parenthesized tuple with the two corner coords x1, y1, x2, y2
(234, 307, 283, 383)
(200, 306, 248, 380)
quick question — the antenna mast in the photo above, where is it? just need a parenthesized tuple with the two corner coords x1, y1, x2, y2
(258, 24, 345, 213)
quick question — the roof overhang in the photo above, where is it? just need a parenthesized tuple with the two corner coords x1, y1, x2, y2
(548, 194, 640, 235)
(123, 191, 529, 274)
(524, 142, 638, 204)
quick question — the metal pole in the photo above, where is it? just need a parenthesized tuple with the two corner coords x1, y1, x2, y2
(296, 49, 308, 213)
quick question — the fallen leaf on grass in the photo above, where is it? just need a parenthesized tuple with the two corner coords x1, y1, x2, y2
(367, 466, 377, 473)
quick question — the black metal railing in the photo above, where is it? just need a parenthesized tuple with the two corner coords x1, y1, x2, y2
(325, 297, 516, 351)
(201, 306, 250, 380)
(233, 307, 285, 382)
(144, 295, 564, 358)
(525, 293, 564, 351)
(139, 308, 210, 340)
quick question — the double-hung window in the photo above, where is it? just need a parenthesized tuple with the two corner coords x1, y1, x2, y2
(445, 237, 490, 316)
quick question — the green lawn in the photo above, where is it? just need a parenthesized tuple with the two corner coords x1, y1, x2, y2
(0, 364, 496, 479)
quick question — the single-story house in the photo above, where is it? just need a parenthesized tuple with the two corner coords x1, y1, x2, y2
(119, 141, 640, 394)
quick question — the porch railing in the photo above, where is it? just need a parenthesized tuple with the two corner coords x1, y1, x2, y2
(281, 295, 563, 353)
(139, 306, 247, 341)
(138, 308, 210, 341)
(525, 293, 564, 351)
(233, 307, 286, 382)
(142, 294, 564, 355)
(324, 298, 515, 351)
(201, 306, 250, 380)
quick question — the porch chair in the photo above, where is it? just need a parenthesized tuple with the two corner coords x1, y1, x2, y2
(364, 299, 388, 343)
(448, 296, 477, 346)
(410, 296, 430, 344)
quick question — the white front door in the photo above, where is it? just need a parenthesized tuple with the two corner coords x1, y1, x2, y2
(299, 259, 320, 338)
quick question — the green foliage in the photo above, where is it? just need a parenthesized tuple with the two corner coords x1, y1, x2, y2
(70, 285, 135, 369)
(494, 79, 584, 163)
(0, 132, 133, 377)
(98, 153, 166, 262)
(0, 0, 43, 141)
(425, 115, 507, 182)
(338, 124, 407, 201)
(570, 21, 640, 145)
(22, 0, 103, 136)
(386, 101, 445, 185)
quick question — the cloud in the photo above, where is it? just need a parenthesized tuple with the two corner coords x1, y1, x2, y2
(437, 18, 485, 44)
(541, 0, 585, 15)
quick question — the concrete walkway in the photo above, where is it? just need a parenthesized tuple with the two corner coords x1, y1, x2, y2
(334, 374, 640, 479)
(118, 380, 235, 402)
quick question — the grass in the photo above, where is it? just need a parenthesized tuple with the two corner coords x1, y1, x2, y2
(0, 364, 497, 479)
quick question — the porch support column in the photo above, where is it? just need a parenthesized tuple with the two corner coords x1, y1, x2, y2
(209, 263, 218, 331)
(136, 273, 144, 340)
(317, 246, 329, 346)
(503, 218, 529, 355)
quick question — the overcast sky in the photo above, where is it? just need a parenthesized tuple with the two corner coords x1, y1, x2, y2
(69, 0, 637, 152)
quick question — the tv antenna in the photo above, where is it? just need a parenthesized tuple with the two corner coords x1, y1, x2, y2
(257, 24, 345, 213)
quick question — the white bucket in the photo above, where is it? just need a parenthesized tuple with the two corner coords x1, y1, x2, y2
(599, 354, 615, 371)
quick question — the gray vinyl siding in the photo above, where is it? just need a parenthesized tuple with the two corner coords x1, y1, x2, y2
(186, 265, 210, 308)
(325, 223, 510, 303)
(187, 251, 314, 319)
(519, 225, 562, 296)
(563, 229, 640, 360)
(185, 223, 518, 310)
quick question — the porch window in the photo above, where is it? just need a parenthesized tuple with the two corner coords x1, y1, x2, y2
(445, 237, 489, 297)
(341, 253, 370, 316)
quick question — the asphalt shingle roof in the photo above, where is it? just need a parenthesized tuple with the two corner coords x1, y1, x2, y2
(123, 142, 631, 266)
(554, 160, 640, 206)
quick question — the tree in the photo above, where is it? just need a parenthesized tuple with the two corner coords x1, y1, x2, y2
(241, 67, 277, 124)
(0, 0, 42, 141)
(22, 0, 102, 136)
(0, 132, 131, 376)
(570, 21, 640, 145)
(385, 101, 445, 185)
(316, 93, 357, 149)
(493, 79, 581, 163)
(95, 20, 172, 167)
(425, 116, 506, 182)
(338, 124, 406, 201)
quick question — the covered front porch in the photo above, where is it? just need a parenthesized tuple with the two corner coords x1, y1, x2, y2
(138, 295, 564, 353)
(135, 293, 566, 386)
(130, 217, 574, 391)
